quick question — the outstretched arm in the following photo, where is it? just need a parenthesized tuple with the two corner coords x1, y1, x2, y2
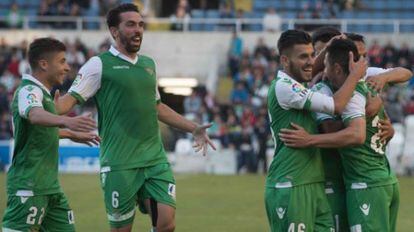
(29, 108, 96, 132)
(157, 103, 216, 155)
(279, 119, 365, 148)
(59, 129, 101, 146)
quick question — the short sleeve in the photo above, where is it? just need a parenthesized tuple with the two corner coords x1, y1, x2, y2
(18, 85, 44, 119)
(311, 82, 335, 123)
(275, 77, 334, 115)
(68, 56, 102, 104)
(341, 91, 366, 124)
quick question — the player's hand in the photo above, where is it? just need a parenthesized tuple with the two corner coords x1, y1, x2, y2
(378, 116, 394, 143)
(366, 75, 387, 92)
(64, 112, 96, 132)
(279, 123, 311, 148)
(326, 33, 347, 47)
(192, 123, 217, 156)
(69, 130, 101, 146)
(348, 51, 367, 80)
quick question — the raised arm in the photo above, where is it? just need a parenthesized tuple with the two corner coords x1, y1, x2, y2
(366, 67, 413, 92)
(331, 52, 367, 114)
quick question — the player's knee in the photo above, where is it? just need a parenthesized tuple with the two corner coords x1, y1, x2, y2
(157, 221, 175, 232)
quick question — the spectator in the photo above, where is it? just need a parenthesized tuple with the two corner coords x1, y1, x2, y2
(254, 116, 269, 173)
(263, 8, 281, 32)
(228, 30, 243, 77)
(66, 43, 86, 69)
(254, 37, 271, 61)
(236, 127, 255, 173)
(184, 91, 202, 115)
(170, 5, 190, 31)
(230, 82, 249, 104)
(6, 3, 23, 29)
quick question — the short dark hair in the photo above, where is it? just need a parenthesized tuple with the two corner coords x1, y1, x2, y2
(28, 37, 66, 70)
(277, 29, 312, 55)
(312, 26, 341, 45)
(326, 39, 359, 75)
(106, 3, 140, 28)
(345, 33, 365, 43)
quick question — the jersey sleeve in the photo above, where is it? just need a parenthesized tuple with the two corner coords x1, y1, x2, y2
(341, 91, 366, 124)
(68, 56, 102, 104)
(18, 85, 44, 119)
(153, 61, 161, 104)
(311, 82, 335, 123)
(364, 67, 393, 80)
(275, 78, 335, 115)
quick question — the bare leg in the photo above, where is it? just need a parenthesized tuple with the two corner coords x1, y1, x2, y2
(144, 199, 175, 232)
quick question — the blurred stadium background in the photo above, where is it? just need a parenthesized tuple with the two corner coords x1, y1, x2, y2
(0, 0, 414, 231)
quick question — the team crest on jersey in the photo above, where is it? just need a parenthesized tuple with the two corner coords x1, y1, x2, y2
(26, 93, 38, 104)
(25, 85, 34, 92)
(145, 67, 155, 76)
(73, 74, 83, 86)
(281, 77, 293, 84)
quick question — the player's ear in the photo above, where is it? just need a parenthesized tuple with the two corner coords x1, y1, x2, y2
(280, 54, 289, 68)
(334, 63, 342, 75)
(38, 59, 48, 71)
(109, 26, 119, 40)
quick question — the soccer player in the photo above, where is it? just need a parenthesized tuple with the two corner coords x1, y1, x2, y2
(280, 39, 400, 232)
(265, 29, 367, 232)
(54, 4, 215, 232)
(2, 37, 100, 231)
(310, 27, 408, 232)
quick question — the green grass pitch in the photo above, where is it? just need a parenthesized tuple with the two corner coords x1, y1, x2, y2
(1, 174, 413, 231)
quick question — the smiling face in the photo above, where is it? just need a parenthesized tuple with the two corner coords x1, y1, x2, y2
(281, 43, 315, 82)
(43, 51, 70, 86)
(111, 11, 144, 53)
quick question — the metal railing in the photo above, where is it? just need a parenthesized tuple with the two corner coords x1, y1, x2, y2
(1, 16, 414, 34)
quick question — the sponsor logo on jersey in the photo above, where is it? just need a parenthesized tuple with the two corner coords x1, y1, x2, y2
(168, 183, 176, 200)
(360, 203, 370, 216)
(276, 207, 286, 219)
(113, 65, 130, 69)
